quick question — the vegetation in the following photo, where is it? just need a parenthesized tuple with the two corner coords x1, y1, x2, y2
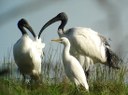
(0, 46, 128, 95)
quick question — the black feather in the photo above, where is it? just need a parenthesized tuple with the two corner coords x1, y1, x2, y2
(0, 68, 10, 76)
(106, 47, 120, 69)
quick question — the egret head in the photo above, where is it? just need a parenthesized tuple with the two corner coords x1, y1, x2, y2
(38, 12, 68, 38)
(51, 37, 70, 46)
(18, 18, 36, 37)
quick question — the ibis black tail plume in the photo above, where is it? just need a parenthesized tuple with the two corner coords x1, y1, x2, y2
(106, 48, 121, 69)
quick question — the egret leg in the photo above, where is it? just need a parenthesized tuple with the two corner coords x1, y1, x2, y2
(73, 78, 80, 92)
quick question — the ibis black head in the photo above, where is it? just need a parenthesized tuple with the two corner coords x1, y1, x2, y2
(56, 12, 68, 21)
(18, 18, 36, 37)
(38, 12, 68, 38)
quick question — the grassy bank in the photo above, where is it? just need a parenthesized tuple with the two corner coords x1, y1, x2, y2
(0, 46, 128, 95)
(0, 69, 128, 95)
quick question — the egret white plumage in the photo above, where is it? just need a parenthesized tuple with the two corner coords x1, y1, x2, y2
(13, 18, 45, 83)
(38, 12, 120, 73)
(52, 37, 89, 91)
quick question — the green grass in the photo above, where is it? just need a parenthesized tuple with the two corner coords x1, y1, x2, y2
(0, 46, 128, 95)
(0, 71, 128, 95)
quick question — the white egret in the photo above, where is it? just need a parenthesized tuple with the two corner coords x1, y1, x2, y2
(52, 37, 89, 91)
(38, 12, 120, 73)
(13, 18, 45, 83)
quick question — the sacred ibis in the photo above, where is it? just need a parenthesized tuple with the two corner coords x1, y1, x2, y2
(38, 12, 120, 73)
(13, 18, 45, 83)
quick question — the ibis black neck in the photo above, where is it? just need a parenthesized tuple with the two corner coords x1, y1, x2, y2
(18, 19, 36, 38)
(18, 21, 27, 35)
